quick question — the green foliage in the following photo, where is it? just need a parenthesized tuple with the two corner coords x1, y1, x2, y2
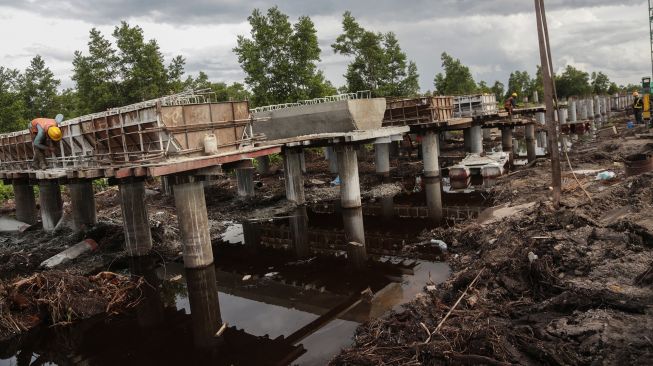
(0, 67, 27, 132)
(184, 72, 252, 102)
(591, 71, 611, 94)
(433, 53, 476, 95)
(0, 181, 13, 201)
(555, 65, 592, 98)
(332, 12, 419, 97)
(21, 55, 60, 118)
(506, 70, 532, 99)
(490, 81, 505, 102)
(92, 178, 109, 192)
(234, 7, 335, 107)
(477, 80, 491, 94)
(268, 153, 283, 166)
(607, 82, 619, 95)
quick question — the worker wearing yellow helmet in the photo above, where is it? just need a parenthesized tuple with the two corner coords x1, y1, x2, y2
(504, 92, 518, 117)
(30, 114, 63, 170)
(632, 91, 643, 124)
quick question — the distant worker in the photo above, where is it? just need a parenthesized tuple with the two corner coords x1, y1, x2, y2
(30, 114, 63, 170)
(632, 91, 643, 124)
(504, 92, 518, 118)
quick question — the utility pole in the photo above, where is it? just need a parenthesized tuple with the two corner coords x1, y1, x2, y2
(534, 0, 561, 208)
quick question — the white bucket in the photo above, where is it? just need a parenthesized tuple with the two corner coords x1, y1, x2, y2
(204, 134, 218, 155)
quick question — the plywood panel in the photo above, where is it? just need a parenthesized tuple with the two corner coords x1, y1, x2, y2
(183, 104, 211, 126)
(210, 103, 234, 122)
(161, 106, 183, 127)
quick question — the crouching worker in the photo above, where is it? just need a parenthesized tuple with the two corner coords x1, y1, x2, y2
(30, 114, 63, 170)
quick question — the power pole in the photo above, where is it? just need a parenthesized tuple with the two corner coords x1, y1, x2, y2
(649, 0, 653, 79)
(534, 0, 562, 208)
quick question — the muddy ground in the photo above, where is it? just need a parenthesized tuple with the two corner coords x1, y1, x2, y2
(1, 115, 653, 365)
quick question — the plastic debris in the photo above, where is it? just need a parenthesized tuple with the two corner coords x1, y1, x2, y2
(595, 171, 616, 180)
(264, 272, 279, 278)
(330, 176, 341, 186)
(528, 251, 538, 263)
(0, 216, 31, 233)
(242, 274, 252, 281)
(430, 239, 448, 251)
(40, 239, 98, 269)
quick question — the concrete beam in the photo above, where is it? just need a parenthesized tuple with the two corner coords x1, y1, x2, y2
(174, 180, 213, 268)
(119, 180, 152, 256)
(336, 145, 362, 209)
(69, 180, 97, 231)
(283, 148, 305, 204)
(235, 167, 255, 198)
(39, 180, 63, 232)
(13, 181, 37, 225)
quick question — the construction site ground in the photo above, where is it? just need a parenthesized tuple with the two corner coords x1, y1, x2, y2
(1, 115, 652, 365)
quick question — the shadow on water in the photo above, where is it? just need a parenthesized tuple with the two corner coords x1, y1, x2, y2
(0, 191, 492, 366)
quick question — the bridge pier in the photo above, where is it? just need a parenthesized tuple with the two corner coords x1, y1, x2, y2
(173, 178, 213, 268)
(525, 124, 536, 163)
(255, 156, 270, 175)
(12, 181, 37, 225)
(421, 130, 443, 224)
(343, 207, 366, 268)
(325, 147, 339, 174)
(469, 125, 483, 154)
(39, 180, 63, 232)
(374, 139, 391, 179)
(482, 128, 492, 142)
(290, 206, 309, 258)
(463, 128, 471, 152)
(336, 145, 361, 209)
(119, 180, 152, 256)
(69, 180, 97, 231)
(283, 147, 305, 204)
(501, 126, 514, 164)
(236, 167, 255, 197)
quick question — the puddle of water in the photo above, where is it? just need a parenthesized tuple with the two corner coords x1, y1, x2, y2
(1, 192, 471, 366)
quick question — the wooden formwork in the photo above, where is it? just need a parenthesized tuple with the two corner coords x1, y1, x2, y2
(0, 92, 253, 172)
(383, 96, 454, 127)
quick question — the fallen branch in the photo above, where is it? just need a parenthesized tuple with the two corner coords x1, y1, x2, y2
(433, 268, 485, 334)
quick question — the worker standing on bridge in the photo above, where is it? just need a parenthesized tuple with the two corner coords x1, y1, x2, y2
(30, 114, 63, 170)
(633, 91, 643, 125)
(504, 92, 518, 118)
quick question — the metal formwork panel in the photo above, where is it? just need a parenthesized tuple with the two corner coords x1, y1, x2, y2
(383, 96, 454, 126)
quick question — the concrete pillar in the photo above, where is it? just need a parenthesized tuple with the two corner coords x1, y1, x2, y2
(235, 167, 255, 198)
(374, 142, 390, 178)
(482, 128, 492, 142)
(421, 130, 440, 178)
(119, 180, 152, 256)
(424, 177, 443, 224)
(12, 181, 37, 225)
(69, 180, 97, 231)
(283, 148, 305, 204)
(463, 128, 471, 152)
(290, 206, 309, 259)
(343, 207, 366, 268)
(336, 145, 361, 209)
(174, 180, 213, 268)
(186, 266, 222, 349)
(39, 180, 63, 232)
(255, 156, 270, 175)
(326, 146, 339, 174)
(558, 108, 566, 124)
(501, 127, 513, 155)
(470, 125, 483, 154)
(533, 90, 539, 104)
(160, 176, 173, 196)
(536, 112, 545, 125)
(569, 101, 577, 123)
(580, 100, 588, 120)
(300, 150, 306, 174)
(525, 124, 536, 162)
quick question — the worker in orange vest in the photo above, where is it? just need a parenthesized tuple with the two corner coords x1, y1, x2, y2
(504, 92, 518, 117)
(30, 114, 63, 170)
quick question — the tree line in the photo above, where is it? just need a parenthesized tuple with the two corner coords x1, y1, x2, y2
(0, 6, 639, 133)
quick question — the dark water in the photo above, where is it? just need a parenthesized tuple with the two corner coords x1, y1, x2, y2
(0, 192, 490, 366)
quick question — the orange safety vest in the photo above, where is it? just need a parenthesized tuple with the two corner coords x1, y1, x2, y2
(30, 118, 56, 135)
(504, 97, 514, 109)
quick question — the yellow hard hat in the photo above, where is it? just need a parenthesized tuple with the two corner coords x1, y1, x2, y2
(633, 91, 640, 97)
(512, 92, 518, 97)
(47, 126, 62, 141)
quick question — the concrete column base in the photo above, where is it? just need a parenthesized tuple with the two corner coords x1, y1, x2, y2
(336, 145, 362, 209)
(174, 180, 213, 268)
(39, 180, 63, 232)
(525, 124, 537, 163)
(13, 181, 37, 225)
(255, 156, 270, 175)
(283, 148, 305, 204)
(235, 167, 255, 197)
(119, 180, 152, 256)
(69, 180, 97, 231)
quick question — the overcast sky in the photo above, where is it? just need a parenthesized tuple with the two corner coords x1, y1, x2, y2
(0, 0, 650, 94)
